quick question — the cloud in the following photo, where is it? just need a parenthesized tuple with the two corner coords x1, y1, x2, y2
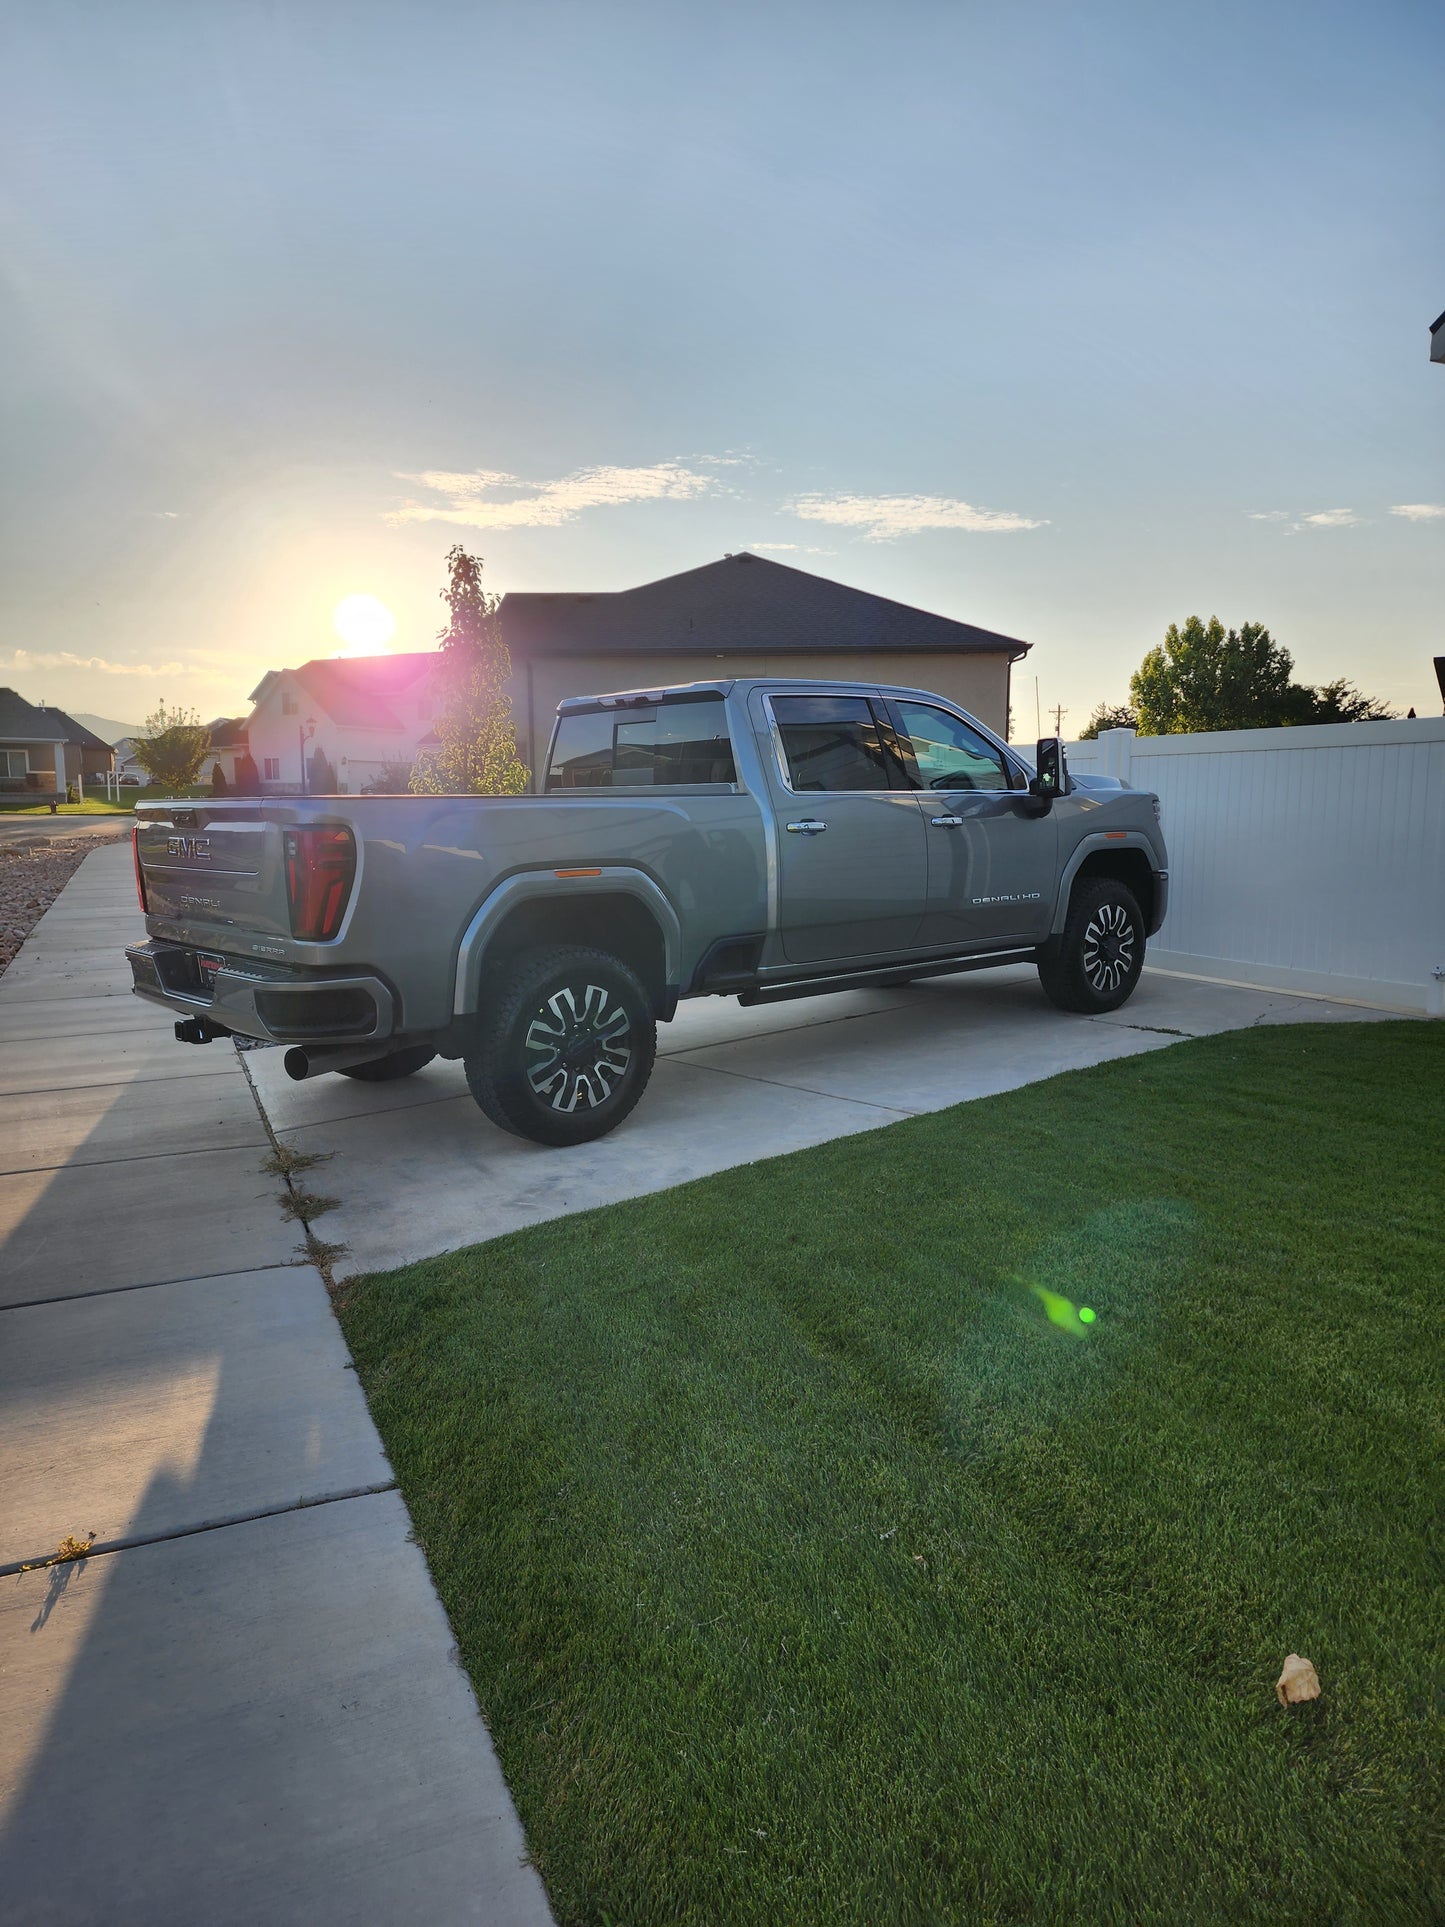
(389, 462, 716, 530)
(2, 649, 186, 676)
(749, 541, 797, 551)
(1297, 508, 1360, 528)
(790, 492, 1045, 539)
(1246, 509, 1291, 521)
(1389, 502, 1445, 521)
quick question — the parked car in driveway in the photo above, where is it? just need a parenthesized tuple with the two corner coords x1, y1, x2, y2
(125, 678, 1168, 1144)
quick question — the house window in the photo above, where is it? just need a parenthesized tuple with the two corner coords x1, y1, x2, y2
(282, 691, 298, 715)
(263, 757, 281, 781)
(1, 749, 30, 779)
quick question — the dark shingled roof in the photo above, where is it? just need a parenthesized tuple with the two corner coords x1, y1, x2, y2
(207, 715, 250, 748)
(499, 554, 1030, 661)
(0, 688, 80, 744)
(36, 706, 111, 752)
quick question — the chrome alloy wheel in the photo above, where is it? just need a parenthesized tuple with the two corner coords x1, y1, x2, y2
(1081, 900, 1136, 994)
(524, 982, 633, 1112)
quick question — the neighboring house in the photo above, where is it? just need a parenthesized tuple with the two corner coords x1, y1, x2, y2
(199, 716, 250, 786)
(0, 689, 114, 795)
(35, 707, 114, 784)
(245, 654, 439, 792)
(112, 737, 147, 783)
(1431, 306, 1444, 365)
(497, 553, 1030, 778)
(242, 554, 1030, 795)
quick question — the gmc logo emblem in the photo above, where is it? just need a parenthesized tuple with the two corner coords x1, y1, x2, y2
(167, 836, 211, 861)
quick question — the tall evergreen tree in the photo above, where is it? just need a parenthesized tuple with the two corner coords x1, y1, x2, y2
(410, 546, 529, 795)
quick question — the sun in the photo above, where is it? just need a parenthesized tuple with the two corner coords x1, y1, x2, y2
(332, 593, 396, 656)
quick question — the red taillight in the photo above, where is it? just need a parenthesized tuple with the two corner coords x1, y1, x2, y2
(132, 825, 149, 912)
(283, 826, 356, 941)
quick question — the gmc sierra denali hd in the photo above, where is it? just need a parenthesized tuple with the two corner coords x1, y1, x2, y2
(127, 679, 1168, 1145)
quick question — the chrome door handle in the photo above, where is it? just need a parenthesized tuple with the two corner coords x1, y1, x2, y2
(785, 819, 827, 834)
(931, 815, 964, 827)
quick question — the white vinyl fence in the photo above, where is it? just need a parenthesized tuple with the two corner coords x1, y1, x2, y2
(1062, 717, 1445, 1014)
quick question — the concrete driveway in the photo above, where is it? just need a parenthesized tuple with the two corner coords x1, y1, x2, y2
(0, 842, 552, 1925)
(245, 960, 1396, 1278)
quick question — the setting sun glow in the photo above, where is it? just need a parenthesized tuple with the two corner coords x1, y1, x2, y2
(332, 593, 396, 655)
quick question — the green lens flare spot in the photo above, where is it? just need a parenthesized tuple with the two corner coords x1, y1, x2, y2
(1079, 1306, 1097, 1324)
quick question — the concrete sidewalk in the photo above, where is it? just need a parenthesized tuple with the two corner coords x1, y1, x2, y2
(0, 843, 552, 1925)
(247, 959, 1397, 1277)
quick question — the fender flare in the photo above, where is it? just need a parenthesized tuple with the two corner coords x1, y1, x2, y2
(452, 867, 683, 1016)
(1050, 833, 1160, 935)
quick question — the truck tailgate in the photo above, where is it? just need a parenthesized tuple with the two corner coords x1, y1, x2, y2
(135, 805, 291, 938)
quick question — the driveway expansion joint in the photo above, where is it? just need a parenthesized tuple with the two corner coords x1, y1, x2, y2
(0, 1482, 400, 1578)
(0, 1256, 317, 1315)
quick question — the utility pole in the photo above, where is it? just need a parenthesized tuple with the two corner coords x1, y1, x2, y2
(1034, 677, 1041, 736)
(1050, 703, 1068, 736)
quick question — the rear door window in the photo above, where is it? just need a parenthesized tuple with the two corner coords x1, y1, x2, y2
(771, 695, 900, 792)
(545, 698, 736, 790)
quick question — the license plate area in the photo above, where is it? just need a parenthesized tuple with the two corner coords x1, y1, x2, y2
(197, 951, 224, 990)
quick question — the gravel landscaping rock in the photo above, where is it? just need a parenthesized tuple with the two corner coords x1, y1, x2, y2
(0, 835, 124, 975)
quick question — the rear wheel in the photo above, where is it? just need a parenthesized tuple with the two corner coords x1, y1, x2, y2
(337, 1044, 437, 1081)
(465, 945, 657, 1146)
(1037, 877, 1145, 1013)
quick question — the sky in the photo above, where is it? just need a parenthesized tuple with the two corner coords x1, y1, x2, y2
(2, 0, 1442, 736)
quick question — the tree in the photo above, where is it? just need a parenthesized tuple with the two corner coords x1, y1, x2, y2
(210, 761, 229, 795)
(307, 744, 337, 794)
(1129, 617, 1391, 734)
(1078, 702, 1139, 740)
(361, 760, 415, 794)
(410, 546, 529, 795)
(1308, 678, 1394, 724)
(131, 702, 211, 789)
(232, 751, 261, 796)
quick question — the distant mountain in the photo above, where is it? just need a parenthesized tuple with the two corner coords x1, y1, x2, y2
(72, 712, 145, 745)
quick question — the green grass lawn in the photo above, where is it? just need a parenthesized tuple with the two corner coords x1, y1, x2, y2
(337, 1023, 1443, 1925)
(0, 784, 212, 815)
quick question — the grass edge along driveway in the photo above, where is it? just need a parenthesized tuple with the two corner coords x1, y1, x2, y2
(337, 1023, 1443, 1926)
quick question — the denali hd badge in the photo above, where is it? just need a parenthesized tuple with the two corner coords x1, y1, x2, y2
(167, 836, 211, 861)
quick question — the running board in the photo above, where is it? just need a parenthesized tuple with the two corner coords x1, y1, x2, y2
(737, 949, 1038, 1007)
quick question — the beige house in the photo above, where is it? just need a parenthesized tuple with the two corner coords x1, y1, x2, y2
(240, 555, 1030, 794)
(497, 553, 1030, 779)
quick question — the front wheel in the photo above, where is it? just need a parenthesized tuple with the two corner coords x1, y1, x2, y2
(1037, 878, 1145, 1013)
(465, 945, 657, 1146)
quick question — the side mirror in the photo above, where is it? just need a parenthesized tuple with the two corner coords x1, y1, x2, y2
(1033, 736, 1071, 799)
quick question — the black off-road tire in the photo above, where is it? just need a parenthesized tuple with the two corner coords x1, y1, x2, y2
(465, 944, 657, 1147)
(337, 1044, 438, 1081)
(1037, 877, 1145, 1013)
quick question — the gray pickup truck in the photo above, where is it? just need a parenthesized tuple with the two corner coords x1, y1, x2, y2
(127, 679, 1168, 1145)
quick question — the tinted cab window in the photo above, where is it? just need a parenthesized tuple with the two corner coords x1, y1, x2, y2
(771, 695, 899, 792)
(892, 701, 1012, 790)
(546, 698, 736, 790)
